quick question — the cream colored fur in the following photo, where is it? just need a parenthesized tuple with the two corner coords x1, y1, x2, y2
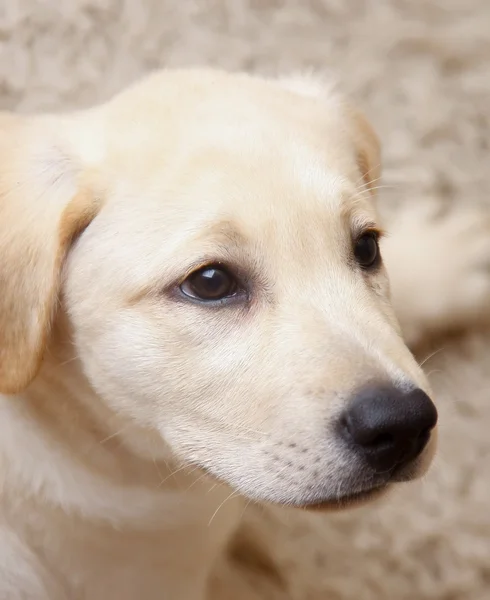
(0, 68, 489, 600)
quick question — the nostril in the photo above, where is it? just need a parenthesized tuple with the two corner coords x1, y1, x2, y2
(341, 415, 396, 448)
(367, 432, 394, 448)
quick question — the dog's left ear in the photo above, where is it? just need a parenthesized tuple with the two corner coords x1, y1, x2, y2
(0, 113, 103, 394)
(344, 103, 381, 195)
(276, 73, 381, 194)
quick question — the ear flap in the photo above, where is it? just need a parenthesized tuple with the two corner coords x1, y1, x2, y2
(0, 113, 102, 394)
(276, 72, 382, 194)
(344, 103, 382, 195)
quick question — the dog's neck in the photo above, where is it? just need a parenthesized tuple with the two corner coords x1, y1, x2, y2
(1, 324, 244, 599)
(0, 320, 219, 527)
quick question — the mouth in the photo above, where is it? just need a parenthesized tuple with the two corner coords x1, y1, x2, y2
(286, 453, 430, 511)
(188, 440, 431, 512)
(300, 484, 390, 511)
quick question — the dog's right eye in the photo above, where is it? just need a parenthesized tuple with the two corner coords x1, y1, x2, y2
(180, 265, 239, 301)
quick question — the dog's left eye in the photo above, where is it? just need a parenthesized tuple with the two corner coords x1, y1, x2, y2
(180, 265, 239, 301)
(354, 231, 380, 269)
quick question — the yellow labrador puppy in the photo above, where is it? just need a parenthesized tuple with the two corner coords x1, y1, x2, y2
(0, 69, 489, 599)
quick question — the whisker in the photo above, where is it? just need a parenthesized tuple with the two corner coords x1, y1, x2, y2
(425, 368, 444, 379)
(157, 463, 196, 487)
(238, 498, 252, 521)
(354, 164, 383, 188)
(208, 489, 240, 527)
(419, 346, 446, 369)
(152, 454, 164, 484)
(184, 470, 212, 492)
(206, 482, 220, 494)
(99, 427, 131, 445)
(356, 184, 398, 199)
(57, 355, 80, 368)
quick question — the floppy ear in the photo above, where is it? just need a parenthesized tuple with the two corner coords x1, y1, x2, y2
(0, 113, 102, 394)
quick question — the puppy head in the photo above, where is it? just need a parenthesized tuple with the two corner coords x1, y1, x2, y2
(0, 70, 437, 508)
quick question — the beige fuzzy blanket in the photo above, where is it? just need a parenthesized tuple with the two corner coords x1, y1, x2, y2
(1, 1, 489, 598)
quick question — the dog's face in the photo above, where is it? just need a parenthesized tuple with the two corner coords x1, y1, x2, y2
(0, 70, 437, 508)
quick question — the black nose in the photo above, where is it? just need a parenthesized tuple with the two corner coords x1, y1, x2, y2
(341, 386, 438, 473)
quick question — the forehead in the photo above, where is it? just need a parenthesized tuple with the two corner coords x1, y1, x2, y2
(102, 73, 377, 253)
(173, 151, 372, 230)
(103, 70, 361, 195)
(109, 152, 377, 279)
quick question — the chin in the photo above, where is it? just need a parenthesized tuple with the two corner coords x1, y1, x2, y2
(236, 462, 428, 512)
(300, 484, 391, 512)
(192, 442, 436, 514)
(216, 477, 392, 513)
(292, 458, 432, 512)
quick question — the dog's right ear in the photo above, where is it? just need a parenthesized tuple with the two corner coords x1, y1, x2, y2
(0, 112, 103, 394)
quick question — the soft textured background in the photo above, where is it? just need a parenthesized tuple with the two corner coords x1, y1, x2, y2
(1, 1, 489, 598)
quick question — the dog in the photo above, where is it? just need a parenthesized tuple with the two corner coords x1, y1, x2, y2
(1, 68, 489, 599)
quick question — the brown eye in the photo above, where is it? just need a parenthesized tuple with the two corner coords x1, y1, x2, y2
(354, 232, 380, 269)
(180, 266, 238, 301)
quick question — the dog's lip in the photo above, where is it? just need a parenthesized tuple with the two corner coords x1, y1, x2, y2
(295, 484, 390, 512)
(192, 463, 391, 510)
